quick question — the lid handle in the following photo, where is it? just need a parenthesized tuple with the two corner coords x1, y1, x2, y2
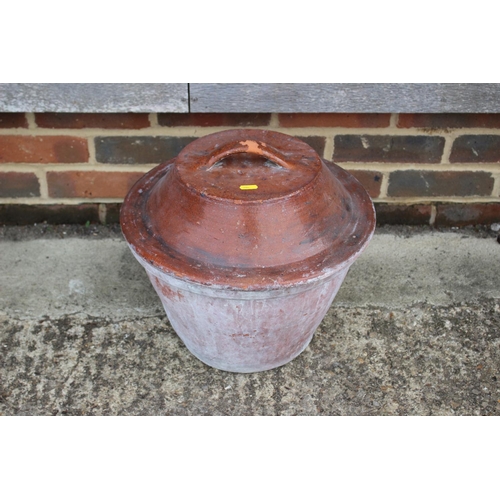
(205, 140, 293, 170)
(175, 130, 321, 176)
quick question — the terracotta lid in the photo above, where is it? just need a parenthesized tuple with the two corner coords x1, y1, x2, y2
(120, 129, 375, 290)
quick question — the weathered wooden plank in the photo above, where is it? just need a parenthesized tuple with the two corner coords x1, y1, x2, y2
(190, 83, 500, 113)
(4, 83, 500, 113)
(0, 83, 189, 112)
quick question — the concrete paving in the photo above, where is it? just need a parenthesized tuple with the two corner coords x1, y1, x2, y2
(1, 225, 499, 415)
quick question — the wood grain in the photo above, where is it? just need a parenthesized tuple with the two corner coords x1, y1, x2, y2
(0, 83, 188, 112)
(190, 83, 500, 113)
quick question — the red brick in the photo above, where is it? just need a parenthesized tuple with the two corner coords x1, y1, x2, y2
(104, 203, 122, 224)
(0, 113, 28, 128)
(0, 136, 89, 163)
(279, 113, 390, 128)
(334, 135, 444, 163)
(0, 172, 40, 197)
(435, 203, 500, 227)
(158, 113, 271, 127)
(347, 170, 382, 198)
(398, 113, 500, 129)
(3, 201, 495, 227)
(375, 204, 432, 225)
(450, 135, 500, 163)
(35, 113, 150, 129)
(95, 136, 196, 164)
(388, 171, 494, 197)
(0, 204, 101, 225)
(294, 136, 326, 157)
(47, 171, 144, 198)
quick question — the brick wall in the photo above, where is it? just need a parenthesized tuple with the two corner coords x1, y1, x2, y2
(0, 112, 499, 226)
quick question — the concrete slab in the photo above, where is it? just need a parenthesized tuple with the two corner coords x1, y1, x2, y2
(0, 237, 161, 320)
(1, 230, 499, 319)
(1, 226, 499, 415)
(1, 302, 499, 416)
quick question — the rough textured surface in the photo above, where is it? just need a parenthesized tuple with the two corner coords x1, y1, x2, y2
(47, 171, 143, 199)
(1, 225, 499, 415)
(35, 113, 151, 129)
(436, 203, 500, 227)
(398, 113, 500, 129)
(333, 135, 445, 163)
(387, 170, 495, 197)
(0, 136, 89, 163)
(95, 136, 196, 164)
(158, 113, 272, 127)
(0, 204, 103, 225)
(1, 303, 499, 416)
(4, 84, 500, 113)
(293, 136, 326, 157)
(450, 135, 500, 163)
(278, 113, 391, 128)
(347, 170, 382, 198)
(191, 84, 500, 113)
(0, 112, 28, 128)
(0, 84, 188, 113)
(374, 204, 432, 225)
(0, 172, 40, 198)
(1, 227, 499, 317)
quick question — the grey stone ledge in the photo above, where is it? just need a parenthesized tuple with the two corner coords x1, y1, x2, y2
(2, 83, 500, 113)
(190, 84, 500, 113)
(1, 229, 499, 320)
(0, 83, 189, 113)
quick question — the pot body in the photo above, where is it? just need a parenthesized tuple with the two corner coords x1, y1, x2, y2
(133, 249, 349, 373)
(121, 130, 376, 373)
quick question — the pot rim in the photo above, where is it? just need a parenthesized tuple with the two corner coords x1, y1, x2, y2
(129, 243, 352, 299)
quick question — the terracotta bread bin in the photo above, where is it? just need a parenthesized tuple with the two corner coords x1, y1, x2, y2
(121, 129, 375, 373)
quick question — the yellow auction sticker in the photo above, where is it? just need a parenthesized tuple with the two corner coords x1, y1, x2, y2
(239, 185, 258, 190)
